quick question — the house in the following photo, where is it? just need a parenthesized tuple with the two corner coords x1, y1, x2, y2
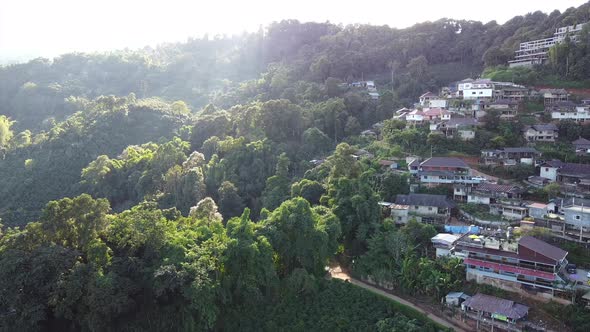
(527, 202, 551, 219)
(417, 157, 482, 185)
(551, 106, 590, 122)
(351, 149, 374, 160)
(408, 158, 420, 175)
(392, 193, 456, 224)
(540, 88, 569, 105)
(454, 234, 571, 298)
(563, 203, 590, 239)
(488, 99, 519, 119)
(419, 92, 446, 108)
(573, 137, 590, 155)
(431, 233, 461, 257)
(406, 108, 451, 125)
(540, 160, 590, 189)
(431, 117, 479, 140)
(457, 78, 475, 91)
(481, 147, 541, 166)
(462, 293, 529, 325)
(463, 79, 494, 100)
(445, 292, 471, 307)
(490, 203, 529, 221)
(378, 159, 398, 170)
(465, 183, 523, 205)
(351, 80, 376, 90)
(523, 123, 558, 143)
(546, 100, 577, 113)
(498, 86, 529, 101)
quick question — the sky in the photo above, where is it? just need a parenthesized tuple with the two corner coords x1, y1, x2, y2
(0, 0, 588, 61)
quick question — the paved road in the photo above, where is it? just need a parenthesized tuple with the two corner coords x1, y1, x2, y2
(331, 267, 468, 332)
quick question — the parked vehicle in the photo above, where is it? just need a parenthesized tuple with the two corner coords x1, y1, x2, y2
(567, 264, 577, 274)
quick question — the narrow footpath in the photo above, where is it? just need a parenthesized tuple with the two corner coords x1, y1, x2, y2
(330, 267, 468, 332)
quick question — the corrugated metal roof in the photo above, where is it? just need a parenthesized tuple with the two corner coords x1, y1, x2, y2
(519, 236, 568, 262)
(462, 293, 529, 320)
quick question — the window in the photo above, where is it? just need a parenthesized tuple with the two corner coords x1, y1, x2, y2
(472, 92, 476, 95)
(479, 91, 483, 95)
(545, 168, 549, 172)
(414, 206, 419, 209)
(397, 216, 402, 221)
(428, 207, 433, 211)
(576, 215, 581, 220)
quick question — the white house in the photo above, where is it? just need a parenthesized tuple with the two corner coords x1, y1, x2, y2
(431, 233, 461, 257)
(551, 106, 590, 122)
(392, 194, 456, 224)
(523, 124, 558, 143)
(539, 160, 562, 181)
(463, 88, 494, 100)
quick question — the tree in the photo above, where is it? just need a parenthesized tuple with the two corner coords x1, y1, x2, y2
(262, 153, 291, 210)
(344, 116, 361, 136)
(171, 100, 190, 114)
(189, 197, 223, 223)
(261, 197, 341, 276)
(222, 209, 277, 309)
(324, 77, 341, 97)
(41, 194, 111, 251)
(543, 183, 561, 200)
(218, 181, 245, 220)
(291, 179, 325, 205)
(302, 127, 332, 158)
(0, 115, 15, 148)
(406, 56, 428, 79)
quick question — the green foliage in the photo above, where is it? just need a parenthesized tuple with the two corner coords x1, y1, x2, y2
(0, 115, 15, 148)
(291, 179, 325, 205)
(261, 197, 341, 276)
(354, 222, 464, 299)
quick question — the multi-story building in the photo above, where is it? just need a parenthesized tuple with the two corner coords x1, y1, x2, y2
(546, 100, 577, 113)
(464, 183, 523, 205)
(430, 118, 479, 141)
(481, 147, 541, 166)
(488, 99, 519, 120)
(523, 124, 558, 143)
(453, 235, 572, 298)
(551, 106, 590, 122)
(391, 193, 456, 224)
(406, 108, 451, 125)
(540, 160, 590, 188)
(419, 92, 447, 108)
(540, 89, 569, 105)
(573, 137, 590, 155)
(416, 157, 483, 185)
(509, 23, 587, 67)
(462, 79, 494, 101)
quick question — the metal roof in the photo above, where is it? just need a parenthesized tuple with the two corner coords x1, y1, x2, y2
(395, 194, 456, 208)
(420, 157, 469, 169)
(462, 293, 529, 320)
(519, 236, 568, 262)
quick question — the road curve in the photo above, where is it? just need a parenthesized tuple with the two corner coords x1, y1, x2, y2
(330, 268, 468, 332)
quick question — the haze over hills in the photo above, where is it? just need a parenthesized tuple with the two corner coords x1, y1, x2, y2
(1, 0, 587, 62)
(1, 1, 590, 331)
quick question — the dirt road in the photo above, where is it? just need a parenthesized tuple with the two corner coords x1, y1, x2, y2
(330, 267, 468, 332)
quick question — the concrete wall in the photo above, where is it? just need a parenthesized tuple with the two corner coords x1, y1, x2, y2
(468, 195, 490, 205)
(540, 166, 558, 181)
(464, 89, 493, 100)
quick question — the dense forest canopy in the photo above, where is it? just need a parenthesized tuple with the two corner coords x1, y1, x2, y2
(2, 2, 590, 331)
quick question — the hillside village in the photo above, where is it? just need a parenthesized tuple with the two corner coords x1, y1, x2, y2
(348, 74, 590, 330)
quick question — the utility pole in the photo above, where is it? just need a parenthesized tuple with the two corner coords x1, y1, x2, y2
(580, 203, 584, 242)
